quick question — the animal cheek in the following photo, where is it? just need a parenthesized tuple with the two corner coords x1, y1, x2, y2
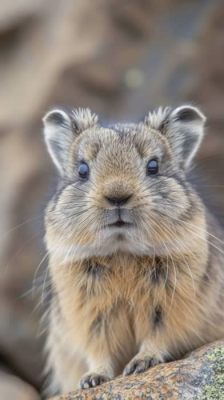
(88, 187, 105, 208)
(135, 189, 154, 210)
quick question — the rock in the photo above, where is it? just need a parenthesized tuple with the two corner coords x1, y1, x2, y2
(190, 1, 224, 225)
(0, 0, 44, 34)
(0, 128, 50, 387)
(0, 370, 40, 400)
(50, 340, 224, 400)
(0, 0, 110, 127)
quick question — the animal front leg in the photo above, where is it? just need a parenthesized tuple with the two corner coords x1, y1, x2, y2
(123, 340, 167, 376)
(79, 354, 115, 389)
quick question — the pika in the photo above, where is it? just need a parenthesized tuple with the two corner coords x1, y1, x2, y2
(42, 105, 224, 396)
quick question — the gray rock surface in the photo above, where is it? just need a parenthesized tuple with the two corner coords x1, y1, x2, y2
(50, 341, 224, 400)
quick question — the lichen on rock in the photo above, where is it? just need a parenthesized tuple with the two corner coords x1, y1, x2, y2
(198, 346, 224, 400)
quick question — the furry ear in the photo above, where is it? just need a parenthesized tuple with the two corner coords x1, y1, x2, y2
(167, 105, 206, 168)
(43, 108, 98, 174)
(145, 105, 206, 169)
(43, 109, 73, 174)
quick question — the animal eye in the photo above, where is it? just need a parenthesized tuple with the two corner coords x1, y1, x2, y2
(78, 162, 89, 179)
(147, 159, 159, 175)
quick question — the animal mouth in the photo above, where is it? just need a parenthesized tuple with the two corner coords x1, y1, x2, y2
(109, 219, 131, 228)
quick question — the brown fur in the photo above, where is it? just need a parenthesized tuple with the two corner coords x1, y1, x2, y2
(42, 106, 224, 395)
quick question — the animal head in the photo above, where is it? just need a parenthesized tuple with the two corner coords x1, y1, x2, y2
(43, 105, 206, 259)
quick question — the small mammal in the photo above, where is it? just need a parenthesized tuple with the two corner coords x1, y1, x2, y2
(43, 105, 224, 395)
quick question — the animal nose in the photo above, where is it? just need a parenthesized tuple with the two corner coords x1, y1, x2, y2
(105, 195, 132, 206)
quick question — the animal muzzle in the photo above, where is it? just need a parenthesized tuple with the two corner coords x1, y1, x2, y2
(103, 180, 133, 208)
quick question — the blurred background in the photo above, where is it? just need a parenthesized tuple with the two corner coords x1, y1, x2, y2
(0, 0, 224, 398)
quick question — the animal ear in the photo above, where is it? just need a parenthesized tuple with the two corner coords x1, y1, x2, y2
(145, 105, 206, 169)
(43, 108, 98, 174)
(166, 105, 206, 168)
(43, 109, 73, 175)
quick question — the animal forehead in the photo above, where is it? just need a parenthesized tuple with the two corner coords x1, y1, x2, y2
(78, 124, 162, 159)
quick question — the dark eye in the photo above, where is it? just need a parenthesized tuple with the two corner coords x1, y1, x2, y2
(78, 162, 89, 179)
(147, 159, 159, 175)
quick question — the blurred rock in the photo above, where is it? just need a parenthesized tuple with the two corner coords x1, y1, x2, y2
(0, 0, 109, 127)
(0, 128, 50, 387)
(0, 370, 40, 400)
(51, 340, 224, 400)
(109, 0, 154, 38)
(190, 1, 224, 223)
(0, 0, 44, 33)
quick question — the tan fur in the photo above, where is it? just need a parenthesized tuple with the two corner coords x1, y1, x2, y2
(42, 106, 224, 395)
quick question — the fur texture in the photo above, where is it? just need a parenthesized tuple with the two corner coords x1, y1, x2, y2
(42, 106, 224, 396)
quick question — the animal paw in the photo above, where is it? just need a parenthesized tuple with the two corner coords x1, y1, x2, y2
(79, 372, 109, 389)
(123, 354, 161, 376)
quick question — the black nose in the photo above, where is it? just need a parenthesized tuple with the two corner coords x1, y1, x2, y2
(105, 195, 132, 206)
